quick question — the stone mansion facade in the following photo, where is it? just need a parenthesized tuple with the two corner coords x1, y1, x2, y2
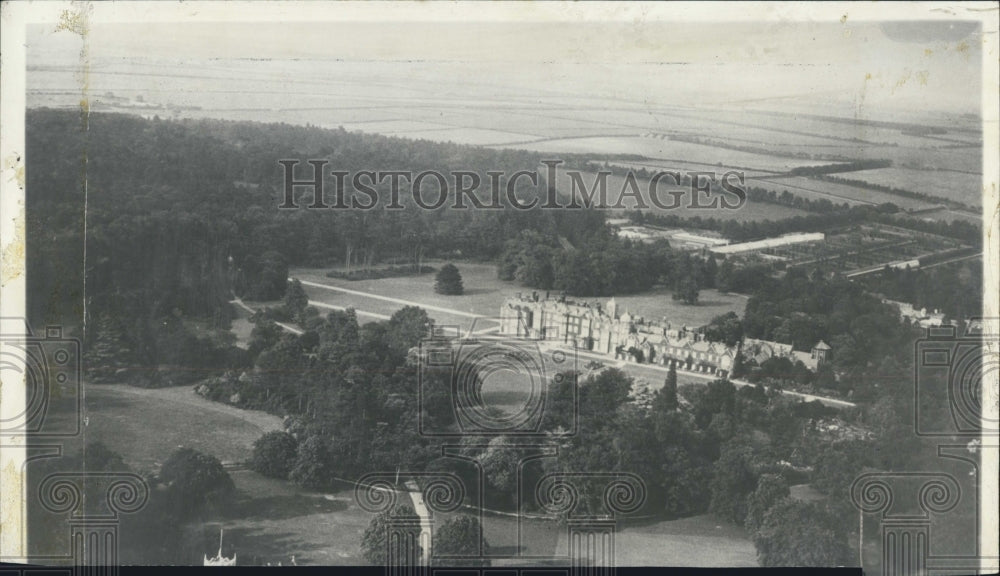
(500, 293, 830, 377)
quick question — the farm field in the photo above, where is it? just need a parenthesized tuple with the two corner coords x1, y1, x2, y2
(607, 159, 777, 179)
(827, 167, 984, 208)
(393, 107, 639, 141)
(747, 175, 936, 211)
(647, 120, 873, 149)
(701, 107, 979, 148)
(387, 127, 545, 147)
(338, 119, 455, 134)
(504, 136, 831, 173)
(794, 142, 980, 175)
(33, 57, 982, 183)
(550, 168, 812, 221)
(900, 208, 984, 224)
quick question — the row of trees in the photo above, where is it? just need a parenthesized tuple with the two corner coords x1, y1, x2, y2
(497, 229, 717, 300)
(854, 258, 983, 323)
(818, 173, 978, 213)
(741, 267, 918, 391)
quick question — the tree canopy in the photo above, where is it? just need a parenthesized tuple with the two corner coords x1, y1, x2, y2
(434, 263, 464, 295)
(158, 447, 235, 518)
(250, 431, 299, 479)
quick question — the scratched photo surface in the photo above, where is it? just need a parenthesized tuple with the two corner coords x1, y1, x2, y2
(7, 3, 997, 572)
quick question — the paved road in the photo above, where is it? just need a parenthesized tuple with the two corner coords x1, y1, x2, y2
(297, 278, 486, 319)
(404, 480, 432, 566)
(309, 300, 392, 320)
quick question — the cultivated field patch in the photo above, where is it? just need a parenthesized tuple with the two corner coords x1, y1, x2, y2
(827, 166, 984, 208)
(747, 176, 935, 210)
(500, 136, 831, 173)
(549, 168, 812, 221)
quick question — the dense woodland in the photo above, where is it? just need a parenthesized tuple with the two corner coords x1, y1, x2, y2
(26, 110, 590, 372)
(854, 259, 984, 322)
(25, 109, 982, 568)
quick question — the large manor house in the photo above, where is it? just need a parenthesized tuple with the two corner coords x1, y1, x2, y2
(500, 293, 830, 377)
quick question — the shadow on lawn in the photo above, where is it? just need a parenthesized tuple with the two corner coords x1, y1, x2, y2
(690, 299, 732, 307)
(229, 493, 348, 521)
(457, 287, 496, 297)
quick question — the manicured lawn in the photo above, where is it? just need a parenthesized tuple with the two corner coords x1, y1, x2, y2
(78, 383, 283, 474)
(193, 474, 375, 566)
(610, 288, 748, 329)
(429, 511, 755, 567)
(293, 263, 746, 333)
(613, 514, 757, 566)
(293, 262, 524, 332)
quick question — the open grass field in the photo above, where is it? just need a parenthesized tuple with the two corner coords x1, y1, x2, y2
(292, 262, 520, 333)
(430, 511, 755, 567)
(76, 383, 282, 473)
(195, 474, 374, 566)
(606, 288, 748, 329)
(614, 514, 756, 566)
(57, 383, 377, 565)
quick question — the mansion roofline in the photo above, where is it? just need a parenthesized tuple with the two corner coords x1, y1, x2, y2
(500, 293, 830, 376)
